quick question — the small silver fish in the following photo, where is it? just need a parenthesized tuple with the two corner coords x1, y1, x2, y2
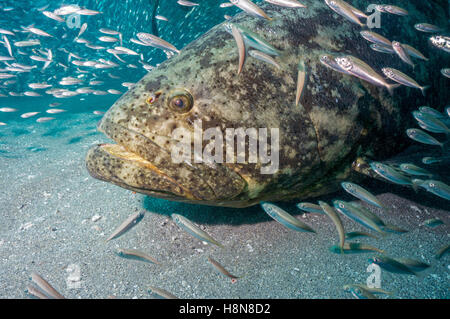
(331, 242, 384, 255)
(207, 256, 240, 282)
(399, 163, 432, 177)
(230, 0, 272, 20)
(341, 181, 384, 209)
(172, 213, 224, 247)
(441, 68, 450, 79)
(402, 44, 429, 61)
(414, 23, 442, 33)
(296, 202, 324, 214)
(423, 218, 444, 228)
(333, 200, 386, 234)
(392, 41, 415, 68)
(106, 211, 145, 241)
(148, 286, 178, 299)
(412, 111, 449, 134)
(137, 33, 180, 54)
(324, 0, 364, 27)
(319, 54, 350, 74)
(42, 11, 65, 22)
(369, 256, 418, 276)
(436, 244, 450, 259)
(382, 68, 429, 96)
(418, 180, 450, 201)
(26, 284, 50, 299)
(422, 157, 443, 165)
(335, 56, 399, 95)
(27, 27, 53, 37)
(116, 248, 160, 265)
(344, 285, 378, 299)
(319, 201, 345, 252)
(248, 49, 280, 69)
(406, 128, 444, 148)
(230, 24, 246, 75)
(377, 5, 408, 16)
(30, 272, 65, 299)
(21, 112, 40, 119)
(419, 106, 446, 119)
(360, 31, 391, 47)
(370, 162, 412, 185)
(261, 202, 316, 233)
(345, 231, 378, 240)
(429, 35, 450, 54)
(296, 60, 307, 106)
(264, 0, 306, 8)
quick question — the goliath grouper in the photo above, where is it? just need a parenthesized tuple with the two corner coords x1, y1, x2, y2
(86, 0, 449, 208)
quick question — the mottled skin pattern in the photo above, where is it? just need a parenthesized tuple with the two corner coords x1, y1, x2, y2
(86, 0, 449, 208)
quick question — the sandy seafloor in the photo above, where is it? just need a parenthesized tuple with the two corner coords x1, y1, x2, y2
(0, 96, 449, 299)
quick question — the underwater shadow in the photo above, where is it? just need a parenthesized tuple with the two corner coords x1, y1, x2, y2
(67, 131, 102, 145)
(143, 196, 274, 226)
(42, 126, 71, 137)
(12, 128, 30, 137)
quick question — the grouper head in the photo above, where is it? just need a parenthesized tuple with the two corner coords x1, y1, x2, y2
(86, 22, 283, 208)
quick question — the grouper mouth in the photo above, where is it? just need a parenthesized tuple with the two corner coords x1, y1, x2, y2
(85, 118, 249, 206)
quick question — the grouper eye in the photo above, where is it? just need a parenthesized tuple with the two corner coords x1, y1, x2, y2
(167, 89, 194, 113)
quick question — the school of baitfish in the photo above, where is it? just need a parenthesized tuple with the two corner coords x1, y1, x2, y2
(2, 0, 448, 299)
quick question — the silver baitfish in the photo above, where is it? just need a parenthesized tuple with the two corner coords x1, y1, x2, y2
(422, 157, 444, 165)
(223, 22, 281, 56)
(248, 49, 281, 69)
(319, 201, 345, 252)
(172, 213, 224, 247)
(261, 202, 316, 233)
(376, 5, 408, 16)
(382, 68, 429, 96)
(392, 41, 415, 68)
(414, 23, 443, 33)
(333, 200, 385, 234)
(335, 56, 399, 95)
(441, 68, 450, 79)
(319, 54, 350, 74)
(402, 44, 429, 61)
(343, 285, 378, 299)
(406, 128, 444, 148)
(341, 181, 384, 209)
(345, 231, 378, 240)
(412, 111, 450, 134)
(370, 162, 412, 185)
(419, 106, 447, 119)
(324, 0, 365, 27)
(230, 0, 272, 20)
(330, 242, 384, 254)
(429, 35, 450, 53)
(395, 258, 431, 272)
(436, 244, 450, 259)
(418, 180, 450, 201)
(360, 31, 391, 47)
(399, 163, 433, 177)
(423, 218, 444, 228)
(370, 43, 395, 54)
(369, 256, 418, 276)
(296, 202, 324, 214)
(106, 211, 145, 242)
(264, 0, 307, 8)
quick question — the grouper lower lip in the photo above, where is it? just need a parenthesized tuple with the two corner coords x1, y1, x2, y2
(86, 143, 198, 201)
(85, 118, 248, 205)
